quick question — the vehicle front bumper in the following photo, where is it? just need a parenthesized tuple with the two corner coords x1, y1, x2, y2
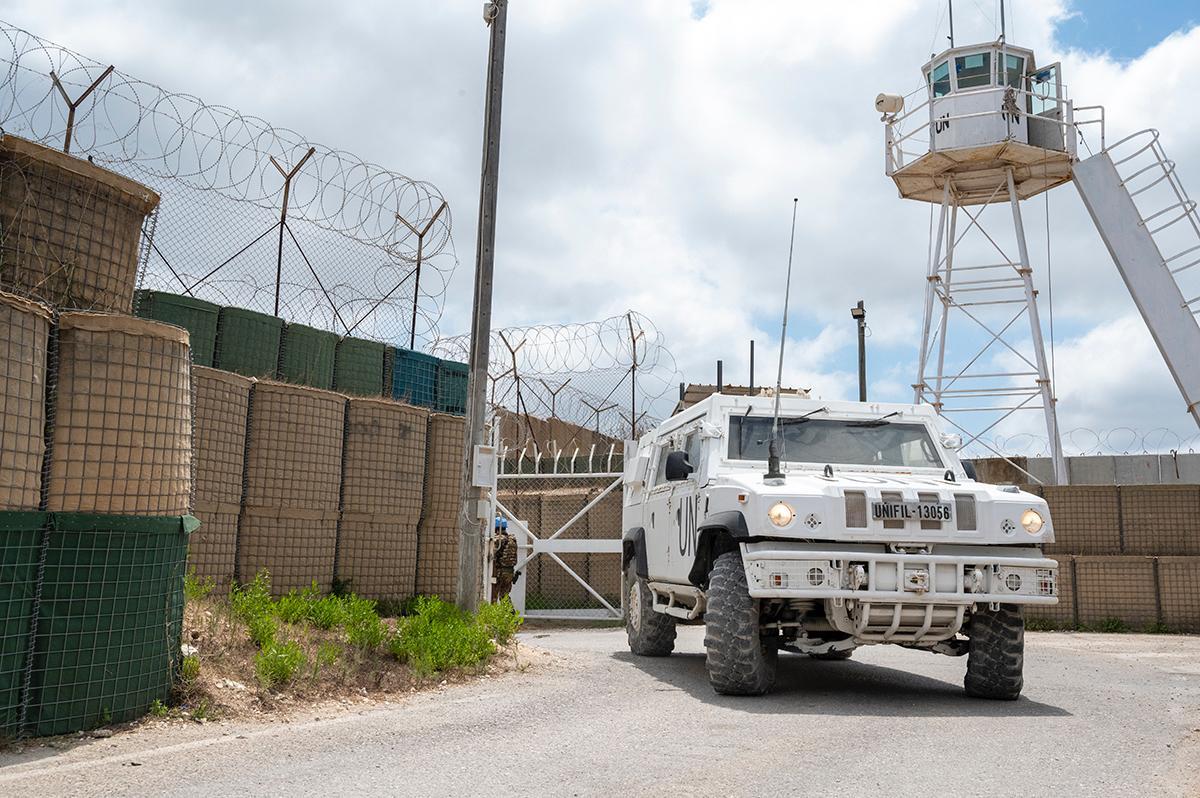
(741, 541, 1059, 606)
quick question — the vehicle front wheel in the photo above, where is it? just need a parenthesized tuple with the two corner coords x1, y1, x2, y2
(704, 550, 777, 695)
(624, 566, 676, 656)
(964, 604, 1024, 700)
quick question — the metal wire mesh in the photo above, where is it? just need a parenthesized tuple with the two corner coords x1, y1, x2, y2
(134, 290, 219, 367)
(242, 382, 344, 511)
(0, 511, 41, 736)
(333, 337, 386, 397)
(1074, 556, 1159, 628)
(1119, 486, 1200, 556)
(335, 515, 418, 602)
(0, 22, 456, 351)
(1041, 486, 1121, 555)
(24, 514, 192, 737)
(415, 414, 464, 599)
(189, 366, 252, 584)
(46, 312, 192, 515)
(340, 398, 427, 518)
(1157, 556, 1200, 632)
(0, 291, 50, 510)
(237, 508, 337, 595)
(0, 134, 158, 313)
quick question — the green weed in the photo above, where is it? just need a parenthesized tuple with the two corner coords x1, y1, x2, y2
(344, 596, 386, 650)
(306, 595, 348, 630)
(477, 597, 522, 644)
(231, 572, 273, 623)
(149, 699, 169, 718)
(247, 614, 278, 649)
(255, 640, 307, 689)
(190, 698, 213, 721)
(184, 570, 216, 603)
(180, 654, 201, 687)
(274, 589, 311, 624)
(389, 596, 495, 676)
(1093, 617, 1129, 633)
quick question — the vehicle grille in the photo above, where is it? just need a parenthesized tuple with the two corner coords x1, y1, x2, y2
(955, 493, 977, 531)
(879, 491, 904, 529)
(918, 491, 942, 530)
(844, 491, 868, 528)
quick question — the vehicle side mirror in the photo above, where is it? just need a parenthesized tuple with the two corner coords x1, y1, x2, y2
(940, 432, 963, 451)
(664, 450, 694, 481)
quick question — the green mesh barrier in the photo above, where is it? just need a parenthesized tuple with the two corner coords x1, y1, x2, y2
(277, 322, 337, 389)
(436, 359, 469, 415)
(0, 512, 44, 737)
(215, 307, 283, 378)
(133, 290, 220, 367)
(333, 337, 386, 396)
(391, 349, 439, 408)
(24, 514, 196, 737)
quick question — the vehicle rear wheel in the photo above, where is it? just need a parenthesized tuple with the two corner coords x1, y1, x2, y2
(808, 647, 855, 661)
(704, 550, 777, 695)
(624, 565, 676, 656)
(964, 604, 1024, 700)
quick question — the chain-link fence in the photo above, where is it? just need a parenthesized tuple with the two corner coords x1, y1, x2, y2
(0, 20, 455, 352)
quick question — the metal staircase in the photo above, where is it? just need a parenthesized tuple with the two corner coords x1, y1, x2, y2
(1073, 130, 1200, 427)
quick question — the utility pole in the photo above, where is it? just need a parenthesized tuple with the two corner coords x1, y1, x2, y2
(457, 0, 507, 611)
(851, 300, 867, 402)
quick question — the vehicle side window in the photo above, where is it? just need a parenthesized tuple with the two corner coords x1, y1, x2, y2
(684, 431, 703, 478)
(652, 441, 672, 487)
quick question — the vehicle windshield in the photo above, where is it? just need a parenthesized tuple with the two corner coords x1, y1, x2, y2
(727, 415, 944, 469)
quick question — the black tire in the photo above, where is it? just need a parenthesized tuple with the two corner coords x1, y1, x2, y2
(808, 647, 855, 661)
(964, 604, 1024, 700)
(624, 566, 676, 657)
(704, 550, 777, 695)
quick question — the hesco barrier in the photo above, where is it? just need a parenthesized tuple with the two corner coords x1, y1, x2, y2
(334, 398, 428, 600)
(0, 135, 159, 314)
(134, 290, 220, 367)
(47, 313, 192, 515)
(215, 307, 283, 378)
(0, 291, 51, 511)
(415, 414, 465, 599)
(277, 322, 337, 389)
(0, 512, 194, 738)
(435, 359, 468, 415)
(238, 381, 344, 593)
(190, 367, 253, 584)
(333, 337, 386, 397)
(392, 348, 439, 408)
(0, 511, 41, 736)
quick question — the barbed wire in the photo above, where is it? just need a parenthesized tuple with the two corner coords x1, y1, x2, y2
(965, 427, 1200, 458)
(0, 20, 454, 348)
(433, 311, 682, 443)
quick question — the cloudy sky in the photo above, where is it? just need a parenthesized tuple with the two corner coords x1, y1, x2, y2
(8, 0, 1200, 452)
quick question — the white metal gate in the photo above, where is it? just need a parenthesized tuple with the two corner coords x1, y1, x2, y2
(488, 442, 626, 620)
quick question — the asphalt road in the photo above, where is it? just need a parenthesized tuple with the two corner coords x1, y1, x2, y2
(2, 628, 1198, 797)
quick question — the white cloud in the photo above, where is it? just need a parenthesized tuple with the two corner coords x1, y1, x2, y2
(6, 0, 1200, 447)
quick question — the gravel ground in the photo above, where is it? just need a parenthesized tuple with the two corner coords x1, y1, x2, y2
(1, 628, 1198, 797)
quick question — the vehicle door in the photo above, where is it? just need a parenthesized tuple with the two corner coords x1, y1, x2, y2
(667, 429, 705, 583)
(641, 438, 676, 580)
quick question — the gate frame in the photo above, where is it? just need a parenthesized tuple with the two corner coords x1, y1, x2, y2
(487, 436, 627, 621)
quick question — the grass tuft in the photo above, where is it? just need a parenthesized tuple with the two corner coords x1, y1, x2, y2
(255, 640, 307, 689)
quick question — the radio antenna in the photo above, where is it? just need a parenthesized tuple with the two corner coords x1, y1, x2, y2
(766, 197, 799, 481)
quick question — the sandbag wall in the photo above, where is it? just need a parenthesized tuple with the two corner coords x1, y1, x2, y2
(237, 382, 345, 594)
(187, 369, 462, 601)
(1025, 484, 1200, 631)
(336, 399, 428, 599)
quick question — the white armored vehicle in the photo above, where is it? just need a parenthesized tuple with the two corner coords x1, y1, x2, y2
(621, 393, 1057, 699)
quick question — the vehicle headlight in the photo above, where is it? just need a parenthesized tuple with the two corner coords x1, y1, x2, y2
(1021, 509, 1045, 535)
(767, 502, 795, 527)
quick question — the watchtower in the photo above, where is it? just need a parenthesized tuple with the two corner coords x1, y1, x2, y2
(879, 40, 1073, 484)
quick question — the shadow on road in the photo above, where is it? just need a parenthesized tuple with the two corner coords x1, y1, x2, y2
(612, 650, 1071, 718)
